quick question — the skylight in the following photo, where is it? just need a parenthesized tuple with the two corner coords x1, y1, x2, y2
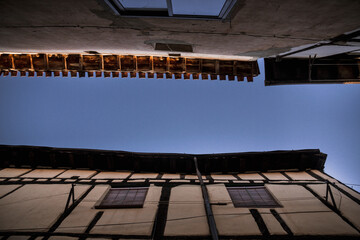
(105, 0, 236, 19)
(172, 0, 226, 16)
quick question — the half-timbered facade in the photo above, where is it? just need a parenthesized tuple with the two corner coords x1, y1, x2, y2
(0, 145, 359, 239)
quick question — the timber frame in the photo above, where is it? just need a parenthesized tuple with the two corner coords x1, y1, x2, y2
(0, 174, 360, 240)
(0, 53, 259, 82)
(0, 145, 359, 239)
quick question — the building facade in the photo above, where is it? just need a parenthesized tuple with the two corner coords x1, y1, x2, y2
(264, 29, 360, 86)
(0, 145, 359, 239)
(1, 0, 360, 84)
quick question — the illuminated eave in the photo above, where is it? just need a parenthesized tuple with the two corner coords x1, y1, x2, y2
(0, 53, 259, 82)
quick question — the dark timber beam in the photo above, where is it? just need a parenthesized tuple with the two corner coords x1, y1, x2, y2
(194, 157, 219, 240)
(151, 184, 171, 239)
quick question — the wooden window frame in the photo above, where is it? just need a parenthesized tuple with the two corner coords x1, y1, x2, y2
(95, 187, 149, 209)
(227, 186, 282, 208)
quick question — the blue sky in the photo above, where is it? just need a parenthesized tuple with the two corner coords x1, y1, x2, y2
(0, 59, 360, 191)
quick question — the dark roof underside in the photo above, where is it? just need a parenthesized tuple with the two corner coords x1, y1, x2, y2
(0, 145, 326, 174)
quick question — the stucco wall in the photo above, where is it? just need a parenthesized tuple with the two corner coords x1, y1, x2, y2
(56, 169, 97, 179)
(211, 174, 237, 180)
(91, 184, 161, 235)
(262, 172, 288, 180)
(267, 184, 359, 236)
(21, 169, 65, 178)
(237, 173, 265, 180)
(164, 185, 209, 236)
(0, 168, 359, 238)
(91, 171, 131, 179)
(311, 170, 360, 200)
(161, 173, 180, 179)
(207, 184, 262, 236)
(285, 171, 316, 180)
(0, 185, 21, 197)
(56, 184, 161, 235)
(130, 173, 158, 179)
(57, 185, 109, 233)
(308, 183, 360, 230)
(185, 174, 206, 179)
(0, 184, 89, 232)
(0, 168, 30, 178)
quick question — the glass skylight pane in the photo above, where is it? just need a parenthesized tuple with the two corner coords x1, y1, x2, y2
(172, 0, 226, 16)
(119, 0, 167, 10)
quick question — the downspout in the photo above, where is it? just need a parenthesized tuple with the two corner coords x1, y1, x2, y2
(194, 157, 219, 240)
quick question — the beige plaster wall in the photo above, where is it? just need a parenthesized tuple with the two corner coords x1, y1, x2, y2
(311, 170, 360, 201)
(57, 185, 109, 233)
(211, 174, 236, 180)
(21, 169, 65, 178)
(130, 173, 158, 179)
(207, 184, 262, 236)
(1, 169, 359, 237)
(267, 184, 359, 236)
(262, 172, 288, 180)
(0, 168, 31, 178)
(310, 170, 334, 181)
(164, 185, 209, 236)
(8, 236, 37, 240)
(285, 171, 316, 180)
(91, 171, 130, 179)
(56, 169, 96, 179)
(91, 185, 161, 235)
(0, 184, 89, 232)
(308, 183, 360, 230)
(258, 209, 288, 235)
(237, 173, 264, 180)
(162, 173, 180, 179)
(185, 175, 206, 179)
(0, 185, 21, 197)
(48, 237, 78, 240)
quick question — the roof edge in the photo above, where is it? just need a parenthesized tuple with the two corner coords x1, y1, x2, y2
(0, 144, 327, 173)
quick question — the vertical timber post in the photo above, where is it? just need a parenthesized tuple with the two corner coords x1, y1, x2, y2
(194, 157, 219, 240)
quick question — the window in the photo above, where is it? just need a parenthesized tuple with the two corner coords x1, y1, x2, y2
(104, 0, 237, 20)
(227, 186, 281, 208)
(96, 187, 148, 208)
